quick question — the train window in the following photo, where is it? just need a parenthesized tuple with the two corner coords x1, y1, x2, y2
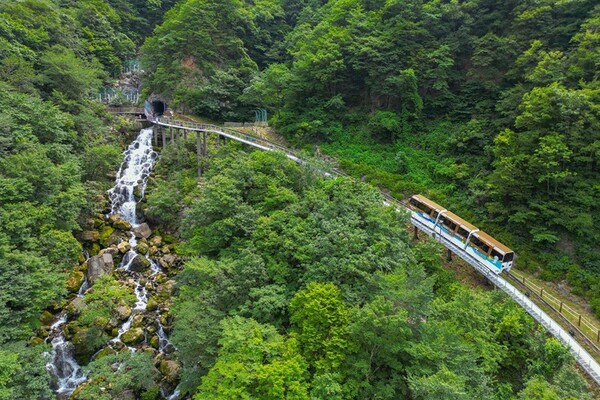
(440, 216, 456, 231)
(504, 252, 514, 262)
(470, 236, 490, 254)
(412, 199, 433, 216)
(457, 227, 470, 239)
(491, 249, 504, 261)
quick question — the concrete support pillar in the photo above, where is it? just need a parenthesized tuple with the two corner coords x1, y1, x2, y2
(413, 226, 418, 240)
(170, 126, 174, 143)
(161, 126, 166, 149)
(153, 125, 158, 147)
(203, 132, 207, 157)
(196, 132, 202, 178)
(217, 134, 220, 149)
(447, 249, 452, 262)
(176, 129, 181, 157)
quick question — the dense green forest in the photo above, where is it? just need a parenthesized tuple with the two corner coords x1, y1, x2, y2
(1, 0, 599, 399)
(142, 0, 600, 316)
(143, 143, 592, 399)
(0, 0, 173, 397)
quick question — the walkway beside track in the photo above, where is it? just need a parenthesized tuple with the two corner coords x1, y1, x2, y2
(148, 114, 600, 386)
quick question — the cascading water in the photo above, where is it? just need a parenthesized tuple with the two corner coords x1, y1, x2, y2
(46, 128, 177, 397)
(108, 127, 156, 223)
(105, 128, 158, 352)
(45, 314, 87, 396)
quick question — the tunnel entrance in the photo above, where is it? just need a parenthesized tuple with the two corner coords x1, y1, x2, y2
(151, 100, 165, 116)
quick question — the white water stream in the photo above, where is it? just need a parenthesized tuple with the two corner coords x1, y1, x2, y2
(46, 128, 179, 397)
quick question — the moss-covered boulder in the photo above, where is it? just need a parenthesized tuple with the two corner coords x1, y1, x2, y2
(80, 230, 99, 242)
(129, 254, 151, 272)
(117, 240, 131, 253)
(146, 297, 159, 312)
(114, 305, 132, 321)
(93, 347, 117, 361)
(136, 241, 149, 255)
(67, 270, 85, 293)
(121, 327, 144, 345)
(159, 360, 181, 383)
(110, 214, 132, 230)
(40, 310, 54, 326)
(99, 225, 115, 247)
(72, 327, 105, 361)
(150, 335, 160, 349)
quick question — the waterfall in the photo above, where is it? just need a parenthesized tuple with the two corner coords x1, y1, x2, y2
(46, 128, 169, 397)
(108, 128, 156, 225)
(105, 128, 157, 351)
(45, 313, 87, 395)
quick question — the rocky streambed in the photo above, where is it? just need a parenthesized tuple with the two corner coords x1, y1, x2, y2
(42, 128, 184, 399)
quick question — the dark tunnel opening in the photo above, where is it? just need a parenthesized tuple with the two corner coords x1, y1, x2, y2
(151, 100, 165, 116)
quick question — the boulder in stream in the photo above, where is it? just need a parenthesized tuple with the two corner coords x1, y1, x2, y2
(121, 327, 145, 345)
(118, 240, 131, 253)
(129, 254, 151, 272)
(133, 223, 152, 239)
(114, 305, 132, 321)
(67, 270, 85, 293)
(159, 360, 182, 383)
(109, 214, 132, 230)
(87, 253, 114, 285)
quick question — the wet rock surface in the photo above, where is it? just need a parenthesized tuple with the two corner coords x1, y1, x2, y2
(87, 253, 114, 285)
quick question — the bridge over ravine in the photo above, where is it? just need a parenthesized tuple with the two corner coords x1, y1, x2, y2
(145, 113, 600, 386)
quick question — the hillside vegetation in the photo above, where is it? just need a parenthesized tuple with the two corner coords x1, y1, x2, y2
(142, 0, 600, 316)
(143, 143, 592, 399)
(0, 0, 172, 397)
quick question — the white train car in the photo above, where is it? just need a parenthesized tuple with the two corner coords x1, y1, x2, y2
(408, 194, 514, 274)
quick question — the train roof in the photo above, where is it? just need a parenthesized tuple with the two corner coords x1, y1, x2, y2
(412, 194, 445, 211)
(473, 230, 513, 254)
(442, 210, 478, 231)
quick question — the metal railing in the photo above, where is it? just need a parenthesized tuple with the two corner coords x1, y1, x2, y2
(508, 270, 600, 347)
(146, 114, 600, 386)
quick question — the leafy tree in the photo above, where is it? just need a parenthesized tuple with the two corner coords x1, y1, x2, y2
(79, 352, 158, 400)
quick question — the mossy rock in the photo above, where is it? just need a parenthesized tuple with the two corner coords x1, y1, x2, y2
(121, 327, 145, 345)
(136, 241, 149, 255)
(67, 270, 85, 293)
(159, 360, 181, 382)
(30, 337, 45, 346)
(146, 297, 159, 311)
(150, 335, 160, 349)
(72, 327, 105, 361)
(94, 347, 117, 361)
(93, 316, 109, 328)
(90, 243, 101, 256)
(40, 310, 54, 326)
(99, 225, 115, 247)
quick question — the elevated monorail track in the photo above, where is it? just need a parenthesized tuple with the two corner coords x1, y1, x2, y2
(147, 114, 600, 386)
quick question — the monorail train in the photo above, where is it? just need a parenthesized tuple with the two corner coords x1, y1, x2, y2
(408, 194, 514, 274)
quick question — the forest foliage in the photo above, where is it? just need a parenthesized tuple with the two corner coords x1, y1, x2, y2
(144, 143, 593, 399)
(141, 0, 600, 316)
(0, 0, 172, 397)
